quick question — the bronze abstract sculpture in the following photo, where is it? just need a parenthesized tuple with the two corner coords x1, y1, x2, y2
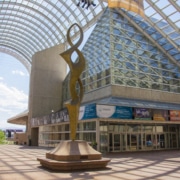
(37, 24, 110, 170)
(60, 23, 85, 140)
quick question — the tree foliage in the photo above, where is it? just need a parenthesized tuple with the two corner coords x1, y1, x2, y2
(0, 130, 5, 144)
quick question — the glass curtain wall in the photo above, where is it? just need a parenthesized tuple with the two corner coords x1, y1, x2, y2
(38, 121, 96, 147)
(63, 8, 180, 102)
(102, 122, 180, 152)
(110, 9, 180, 93)
(63, 8, 111, 102)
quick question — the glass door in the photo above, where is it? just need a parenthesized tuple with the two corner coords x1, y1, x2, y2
(145, 134, 153, 150)
(109, 133, 113, 152)
(169, 133, 178, 148)
(131, 134, 137, 150)
(121, 133, 126, 151)
(113, 134, 120, 151)
(127, 134, 138, 151)
(157, 134, 165, 148)
(109, 133, 121, 152)
(152, 134, 160, 149)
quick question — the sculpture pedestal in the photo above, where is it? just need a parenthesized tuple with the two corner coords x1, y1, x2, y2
(37, 140, 110, 171)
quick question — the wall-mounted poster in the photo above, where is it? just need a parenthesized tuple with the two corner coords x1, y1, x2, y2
(170, 110, 180, 121)
(31, 108, 69, 127)
(55, 108, 69, 123)
(96, 104, 132, 119)
(134, 108, 151, 120)
(96, 105, 115, 118)
(79, 104, 97, 120)
(43, 115, 51, 125)
(153, 109, 168, 121)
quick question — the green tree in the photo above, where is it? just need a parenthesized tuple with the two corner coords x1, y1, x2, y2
(0, 130, 5, 144)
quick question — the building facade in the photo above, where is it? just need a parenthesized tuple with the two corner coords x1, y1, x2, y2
(31, 8, 180, 152)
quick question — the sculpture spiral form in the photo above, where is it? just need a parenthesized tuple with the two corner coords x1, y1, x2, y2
(60, 23, 85, 140)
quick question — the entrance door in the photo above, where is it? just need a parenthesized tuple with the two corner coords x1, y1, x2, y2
(31, 127, 39, 146)
(169, 133, 178, 148)
(109, 133, 121, 152)
(145, 134, 153, 149)
(157, 134, 165, 148)
(127, 134, 138, 151)
(109, 133, 113, 152)
(131, 134, 137, 150)
(113, 134, 120, 151)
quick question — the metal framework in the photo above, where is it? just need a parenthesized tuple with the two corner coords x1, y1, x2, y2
(0, 0, 179, 72)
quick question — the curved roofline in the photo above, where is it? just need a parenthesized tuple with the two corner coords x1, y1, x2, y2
(0, 47, 31, 73)
(0, 2, 64, 40)
(0, 0, 179, 70)
(0, 44, 31, 64)
(1, 24, 44, 50)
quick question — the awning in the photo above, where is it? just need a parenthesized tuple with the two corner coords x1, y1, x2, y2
(94, 97, 180, 110)
(7, 110, 28, 125)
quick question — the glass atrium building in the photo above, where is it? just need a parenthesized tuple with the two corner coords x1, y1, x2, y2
(34, 8, 180, 152)
(2, 1, 179, 152)
(64, 8, 180, 96)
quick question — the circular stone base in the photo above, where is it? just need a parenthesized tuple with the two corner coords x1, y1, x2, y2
(46, 140, 101, 161)
(37, 140, 110, 171)
(37, 157, 110, 171)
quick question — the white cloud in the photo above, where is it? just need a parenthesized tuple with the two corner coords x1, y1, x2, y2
(12, 70, 28, 76)
(0, 82, 28, 123)
(0, 107, 11, 113)
(0, 53, 29, 130)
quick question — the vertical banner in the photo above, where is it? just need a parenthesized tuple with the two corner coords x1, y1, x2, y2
(108, 0, 144, 17)
(170, 110, 180, 121)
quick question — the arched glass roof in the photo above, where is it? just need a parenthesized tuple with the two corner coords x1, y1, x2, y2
(0, 0, 179, 72)
(126, 0, 180, 68)
(0, 0, 106, 72)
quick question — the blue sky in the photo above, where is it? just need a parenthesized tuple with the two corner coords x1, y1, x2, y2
(0, 53, 29, 130)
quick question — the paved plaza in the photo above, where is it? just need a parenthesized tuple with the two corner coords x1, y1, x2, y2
(0, 145, 180, 180)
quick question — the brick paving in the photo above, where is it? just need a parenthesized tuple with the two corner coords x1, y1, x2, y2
(0, 145, 180, 180)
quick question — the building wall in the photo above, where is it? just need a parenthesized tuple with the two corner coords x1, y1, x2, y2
(27, 8, 180, 148)
(14, 133, 27, 145)
(111, 85, 180, 104)
(28, 44, 67, 145)
(83, 85, 112, 103)
(82, 85, 180, 105)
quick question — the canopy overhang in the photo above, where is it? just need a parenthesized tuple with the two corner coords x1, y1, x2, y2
(7, 110, 28, 125)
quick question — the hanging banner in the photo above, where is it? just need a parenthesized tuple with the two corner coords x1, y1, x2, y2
(54, 108, 69, 123)
(153, 109, 168, 121)
(79, 104, 132, 120)
(170, 110, 180, 121)
(134, 108, 151, 120)
(108, 0, 144, 17)
(96, 104, 132, 119)
(31, 108, 69, 127)
(79, 104, 97, 120)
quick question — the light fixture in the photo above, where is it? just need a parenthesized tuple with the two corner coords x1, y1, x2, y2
(77, 0, 96, 10)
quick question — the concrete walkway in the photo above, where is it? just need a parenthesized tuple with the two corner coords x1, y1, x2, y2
(0, 145, 180, 180)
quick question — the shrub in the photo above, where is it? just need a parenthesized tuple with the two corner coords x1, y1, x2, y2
(0, 130, 5, 144)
